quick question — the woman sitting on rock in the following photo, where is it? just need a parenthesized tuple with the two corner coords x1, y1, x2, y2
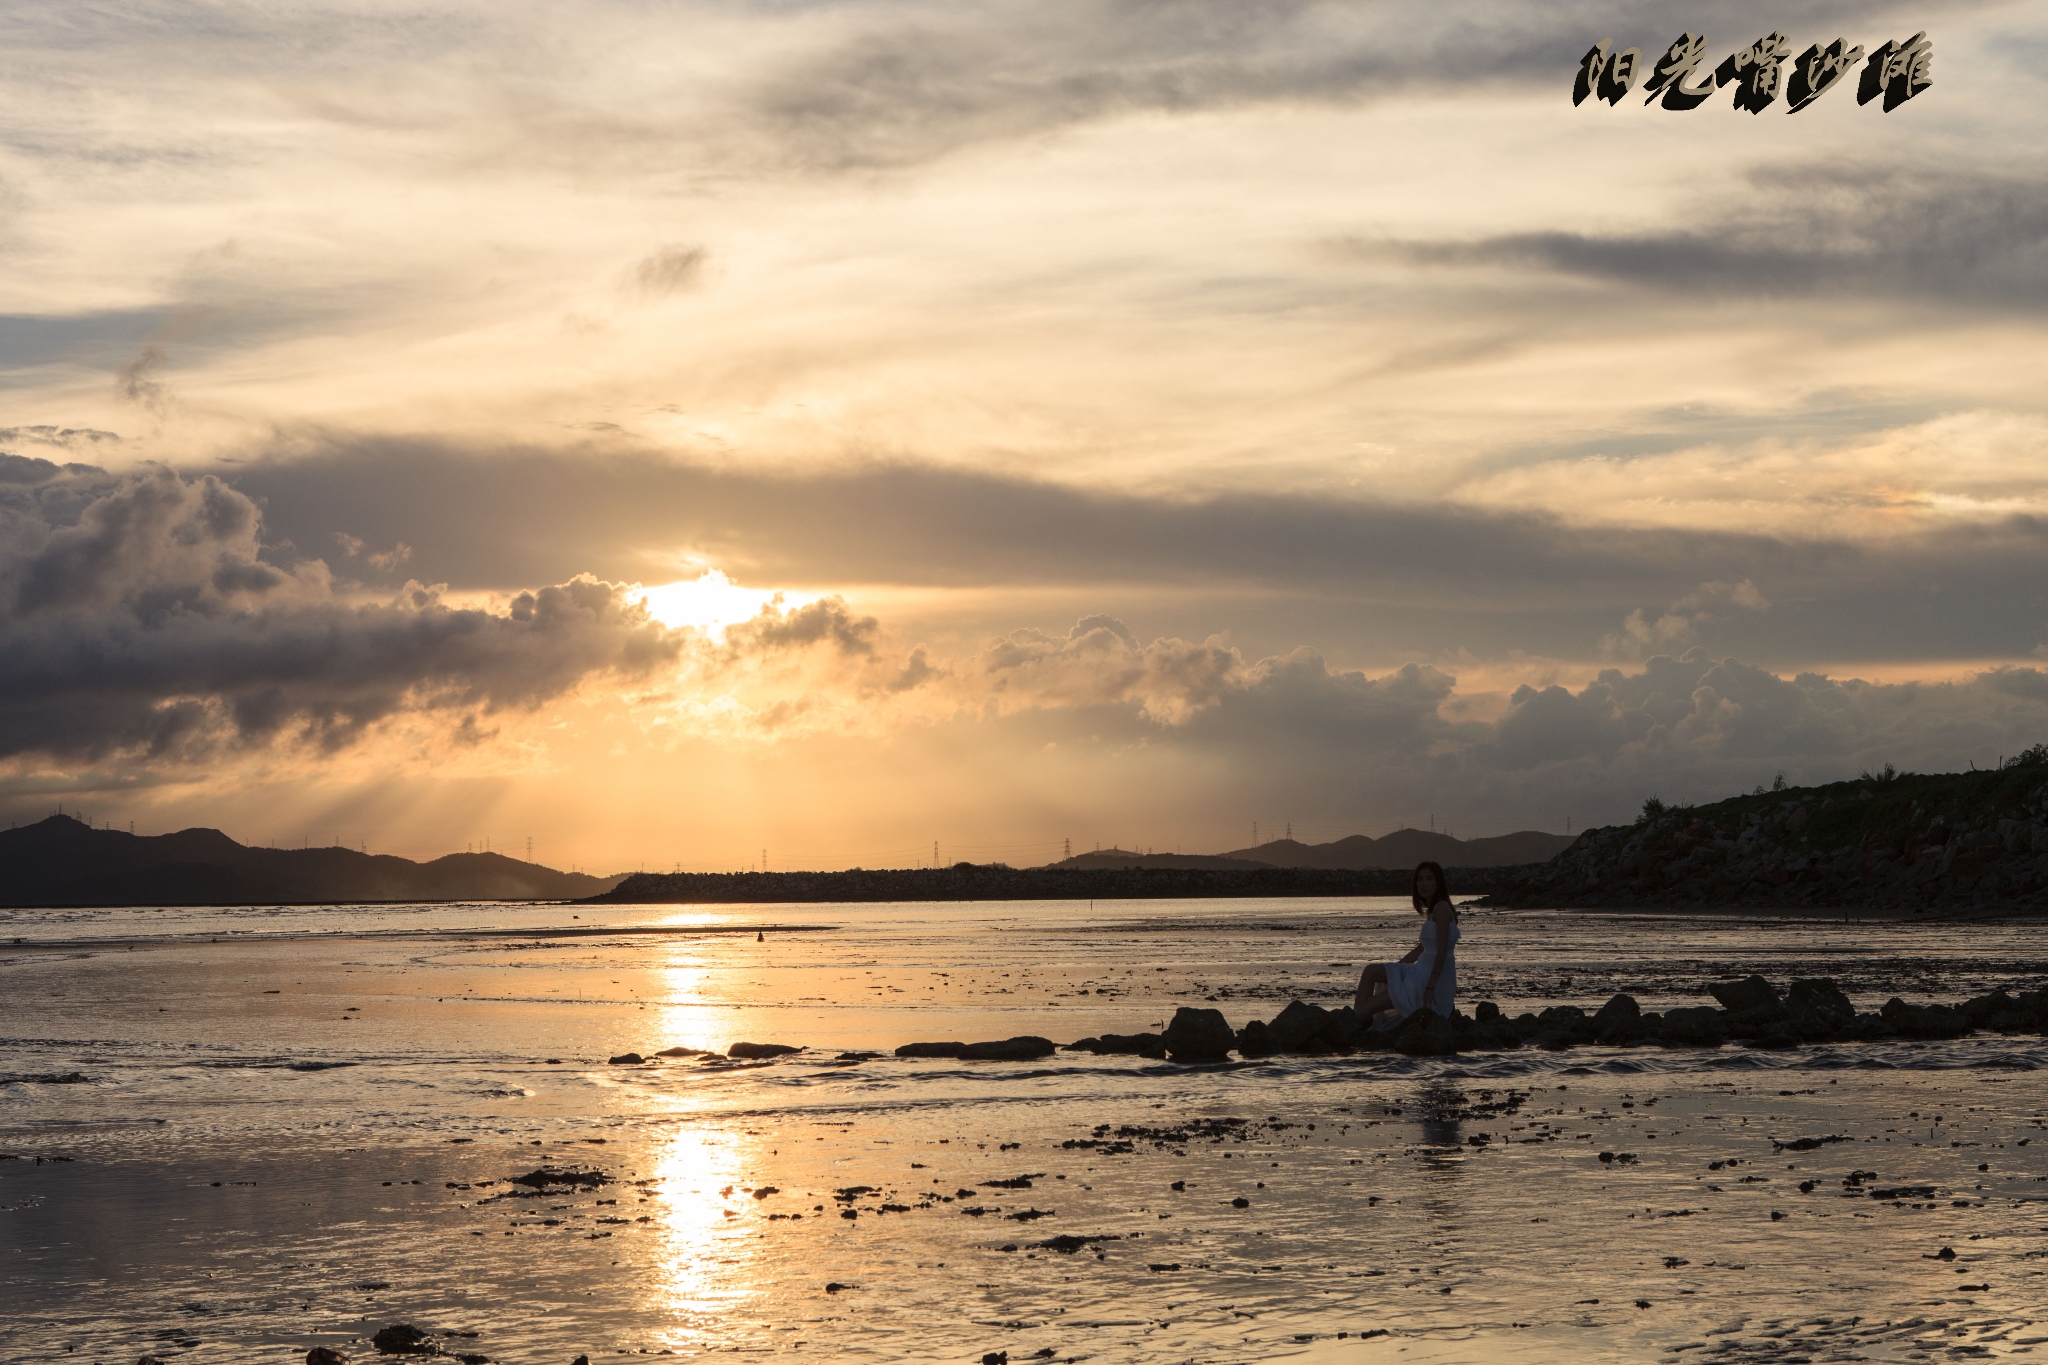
(1354, 860, 1459, 1024)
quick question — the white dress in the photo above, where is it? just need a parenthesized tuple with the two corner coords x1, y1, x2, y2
(1385, 909, 1459, 1018)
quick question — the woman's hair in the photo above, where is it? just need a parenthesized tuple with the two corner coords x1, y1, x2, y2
(1411, 860, 1450, 912)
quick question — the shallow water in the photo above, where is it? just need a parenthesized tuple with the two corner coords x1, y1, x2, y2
(4, 898, 2047, 1363)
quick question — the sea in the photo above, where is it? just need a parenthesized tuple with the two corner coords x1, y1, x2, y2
(3, 897, 2046, 1364)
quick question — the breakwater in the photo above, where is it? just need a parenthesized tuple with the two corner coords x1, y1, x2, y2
(1486, 765, 2048, 912)
(587, 863, 1533, 904)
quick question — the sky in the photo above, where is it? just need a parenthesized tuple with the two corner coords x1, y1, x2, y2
(3, 0, 2046, 872)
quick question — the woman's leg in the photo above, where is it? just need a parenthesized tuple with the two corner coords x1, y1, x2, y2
(1354, 963, 1388, 1015)
(1360, 985, 1395, 1019)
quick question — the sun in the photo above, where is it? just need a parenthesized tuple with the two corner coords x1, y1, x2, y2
(634, 570, 815, 635)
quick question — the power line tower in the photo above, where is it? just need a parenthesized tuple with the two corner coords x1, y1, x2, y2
(933, 840, 939, 868)
(1063, 837, 1071, 860)
(1286, 822, 1292, 841)
(526, 835, 532, 862)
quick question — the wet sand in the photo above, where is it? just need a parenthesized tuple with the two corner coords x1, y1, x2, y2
(4, 898, 2047, 1363)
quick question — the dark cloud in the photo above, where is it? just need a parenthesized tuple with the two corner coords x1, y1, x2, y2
(1344, 163, 2048, 306)
(726, 0, 1958, 171)
(221, 440, 2048, 667)
(628, 245, 706, 299)
(981, 622, 2048, 830)
(0, 463, 681, 765)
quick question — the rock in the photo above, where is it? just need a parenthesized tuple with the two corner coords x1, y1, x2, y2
(1231, 1196, 1250, 1208)
(606, 1053, 644, 1066)
(1091, 1032, 1164, 1055)
(574, 1357, 591, 1365)
(894, 1041, 967, 1058)
(825, 1282, 854, 1292)
(1392, 1010, 1457, 1056)
(1657, 1007, 1728, 1047)
(959, 1037, 1057, 1061)
(138, 1358, 172, 1365)
(1267, 1000, 1334, 1051)
(1708, 975, 1781, 1014)
(728, 1042, 801, 1059)
(654, 1046, 706, 1057)
(1592, 993, 1640, 1025)
(371, 1324, 435, 1355)
(1787, 978, 1856, 1027)
(1160, 1006, 1235, 1061)
(1474, 1000, 1502, 1022)
(1880, 998, 1970, 1040)
(983, 1353, 1010, 1365)
(1935, 1246, 1956, 1260)
(1318, 1005, 1365, 1050)
(1235, 1019, 1278, 1057)
(306, 1350, 350, 1365)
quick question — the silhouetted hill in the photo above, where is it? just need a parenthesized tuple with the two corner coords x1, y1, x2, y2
(1215, 828, 1576, 869)
(1041, 847, 1274, 871)
(0, 815, 624, 907)
(1485, 764, 2048, 912)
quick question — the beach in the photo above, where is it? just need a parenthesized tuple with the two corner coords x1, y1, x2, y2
(5, 897, 2047, 1363)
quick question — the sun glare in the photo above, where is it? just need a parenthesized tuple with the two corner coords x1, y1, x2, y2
(636, 571, 815, 635)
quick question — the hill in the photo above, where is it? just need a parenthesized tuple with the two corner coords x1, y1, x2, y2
(1036, 848, 1274, 871)
(1214, 827, 1576, 870)
(1484, 763, 2048, 912)
(0, 815, 624, 907)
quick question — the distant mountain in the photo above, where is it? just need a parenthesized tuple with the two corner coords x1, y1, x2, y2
(1216, 827, 1577, 870)
(1039, 848, 1274, 872)
(0, 815, 624, 907)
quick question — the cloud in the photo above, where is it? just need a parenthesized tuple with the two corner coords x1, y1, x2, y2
(627, 245, 706, 299)
(0, 463, 682, 766)
(1341, 163, 2048, 306)
(219, 440, 2048, 669)
(1601, 577, 1770, 659)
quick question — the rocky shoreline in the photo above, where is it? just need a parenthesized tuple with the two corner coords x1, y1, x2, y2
(1484, 765, 2048, 913)
(595, 974, 2048, 1065)
(586, 863, 1533, 904)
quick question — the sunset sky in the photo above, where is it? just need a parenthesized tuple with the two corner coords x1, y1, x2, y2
(3, 0, 2045, 872)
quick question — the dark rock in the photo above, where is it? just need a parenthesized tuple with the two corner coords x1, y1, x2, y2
(507, 1166, 608, 1190)
(1268, 999, 1334, 1051)
(1959, 989, 2018, 1024)
(1317, 1005, 1365, 1050)
(654, 1046, 706, 1058)
(1392, 1010, 1457, 1056)
(1657, 1007, 1728, 1047)
(1231, 1196, 1250, 1208)
(372, 1324, 435, 1355)
(894, 1042, 966, 1059)
(1592, 993, 1640, 1025)
(1235, 1019, 1278, 1057)
(959, 1037, 1056, 1061)
(1880, 998, 1970, 1039)
(1708, 975, 1782, 1015)
(824, 1282, 854, 1292)
(1474, 1000, 1502, 1022)
(306, 1350, 350, 1365)
(1161, 1006, 1235, 1060)
(1037, 1233, 1119, 1252)
(1935, 1246, 1956, 1260)
(984, 1353, 1010, 1365)
(1092, 1032, 1163, 1055)
(728, 1042, 801, 1059)
(574, 1356, 590, 1365)
(1786, 978, 1856, 1027)
(606, 1053, 644, 1066)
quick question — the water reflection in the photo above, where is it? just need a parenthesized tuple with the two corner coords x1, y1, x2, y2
(645, 1124, 761, 1346)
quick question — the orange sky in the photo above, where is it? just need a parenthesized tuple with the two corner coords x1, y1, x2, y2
(3, 2, 2046, 870)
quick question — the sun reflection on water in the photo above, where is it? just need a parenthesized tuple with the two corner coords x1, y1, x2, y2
(644, 1125, 761, 1339)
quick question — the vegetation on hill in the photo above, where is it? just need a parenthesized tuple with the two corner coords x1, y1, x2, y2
(1486, 754, 2048, 912)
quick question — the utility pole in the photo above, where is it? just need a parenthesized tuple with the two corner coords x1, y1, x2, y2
(1253, 821, 1258, 844)
(933, 840, 939, 868)
(1285, 821, 1292, 841)
(527, 835, 533, 862)
(1063, 837, 1071, 860)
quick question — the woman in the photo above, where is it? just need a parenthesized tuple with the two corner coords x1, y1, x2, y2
(1354, 861, 1459, 1023)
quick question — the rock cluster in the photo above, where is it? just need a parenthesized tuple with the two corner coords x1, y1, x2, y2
(1051, 982, 2048, 1060)
(1487, 767, 2048, 911)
